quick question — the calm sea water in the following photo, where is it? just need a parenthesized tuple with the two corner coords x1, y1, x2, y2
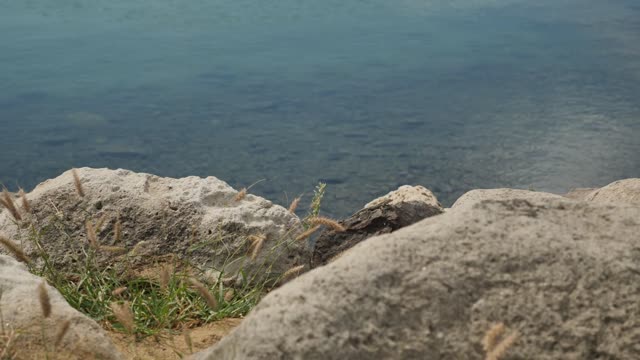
(1, 0, 639, 217)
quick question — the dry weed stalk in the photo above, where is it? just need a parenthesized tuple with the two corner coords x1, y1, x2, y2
(54, 319, 71, 347)
(295, 225, 321, 242)
(234, 188, 247, 201)
(288, 196, 301, 214)
(110, 302, 135, 333)
(38, 282, 52, 318)
(72, 169, 85, 197)
(85, 221, 99, 249)
(282, 265, 305, 281)
(0, 236, 31, 264)
(0, 189, 22, 221)
(189, 278, 218, 310)
(483, 322, 519, 360)
(18, 188, 31, 214)
(309, 216, 346, 232)
(247, 234, 266, 260)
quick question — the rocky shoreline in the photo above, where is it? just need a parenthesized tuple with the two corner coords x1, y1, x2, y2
(1, 168, 639, 359)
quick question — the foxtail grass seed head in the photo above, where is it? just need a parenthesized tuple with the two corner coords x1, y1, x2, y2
(95, 214, 107, 232)
(54, 319, 71, 347)
(85, 221, 99, 249)
(38, 282, 52, 318)
(114, 218, 122, 243)
(101, 245, 126, 253)
(247, 234, 266, 260)
(295, 225, 321, 242)
(184, 330, 193, 354)
(483, 323, 505, 353)
(71, 168, 85, 197)
(189, 278, 218, 310)
(223, 289, 235, 302)
(129, 241, 148, 256)
(110, 302, 135, 333)
(288, 196, 301, 214)
(159, 267, 170, 291)
(309, 216, 346, 232)
(1, 188, 22, 221)
(486, 330, 519, 360)
(18, 188, 30, 214)
(111, 287, 128, 297)
(0, 236, 31, 264)
(234, 188, 247, 201)
(282, 265, 305, 281)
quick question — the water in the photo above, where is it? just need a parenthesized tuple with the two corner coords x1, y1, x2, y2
(1, 0, 639, 217)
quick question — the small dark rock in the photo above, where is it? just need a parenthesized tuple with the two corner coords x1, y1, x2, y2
(311, 185, 444, 267)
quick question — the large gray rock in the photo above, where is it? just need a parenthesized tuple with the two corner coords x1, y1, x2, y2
(192, 197, 640, 360)
(451, 188, 563, 209)
(565, 178, 640, 205)
(0, 254, 123, 359)
(0, 168, 307, 282)
(311, 185, 443, 267)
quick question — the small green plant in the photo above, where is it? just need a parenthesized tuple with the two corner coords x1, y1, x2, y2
(309, 182, 326, 218)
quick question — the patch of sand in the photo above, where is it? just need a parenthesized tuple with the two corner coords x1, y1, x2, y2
(108, 318, 242, 360)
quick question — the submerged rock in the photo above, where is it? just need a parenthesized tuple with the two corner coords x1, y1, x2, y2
(0, 254, 123, 359)
(192, 194, 640, 359)
(0, 168, 308, 283)
(311, 185, 443, 267)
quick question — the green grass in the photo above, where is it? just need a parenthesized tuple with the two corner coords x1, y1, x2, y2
(1, 181, 329, 341)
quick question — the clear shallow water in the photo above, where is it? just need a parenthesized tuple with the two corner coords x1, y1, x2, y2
(1, 0, 639, 217)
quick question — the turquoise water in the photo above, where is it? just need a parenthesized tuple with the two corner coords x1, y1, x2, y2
(1, 0, 639, 216)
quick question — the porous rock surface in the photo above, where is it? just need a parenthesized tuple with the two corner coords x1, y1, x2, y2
(192, 196, 640, 359)
(0, 168, 307, 281)
(451, 188, 563, 209)
(0, 254, 123, 359)
(311, 185, 443, 267)
(565, 178, 640, 205)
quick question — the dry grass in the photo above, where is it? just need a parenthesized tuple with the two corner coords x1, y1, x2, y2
(294, 225, 321, 242)
(189, 279, 218, 310)
(71, 169, 85, 197)
(110, 302, 135, 334)
(0, 236, 31, 264)
(159, 267, 170, 291)
(234, 188, 247, 202)
(18, 188, 31, 214)
(288, 196, 301, 214)
(281, 265, 305, 282)
(111, 287, 128, 297)
(247, 234, 266, 261)
(113, 217, 122, 243)
(85, 221, 100, 249)
(308, 216, 346, 232)
(483, 323, 519, 360)
(54, 319, 71, 348)
(1, 188, 22, 221)
(0, 179, 338, 359)
(37, 282, 52, 318)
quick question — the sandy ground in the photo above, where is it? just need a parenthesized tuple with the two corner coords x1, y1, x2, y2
(108, 318, 243, 360)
